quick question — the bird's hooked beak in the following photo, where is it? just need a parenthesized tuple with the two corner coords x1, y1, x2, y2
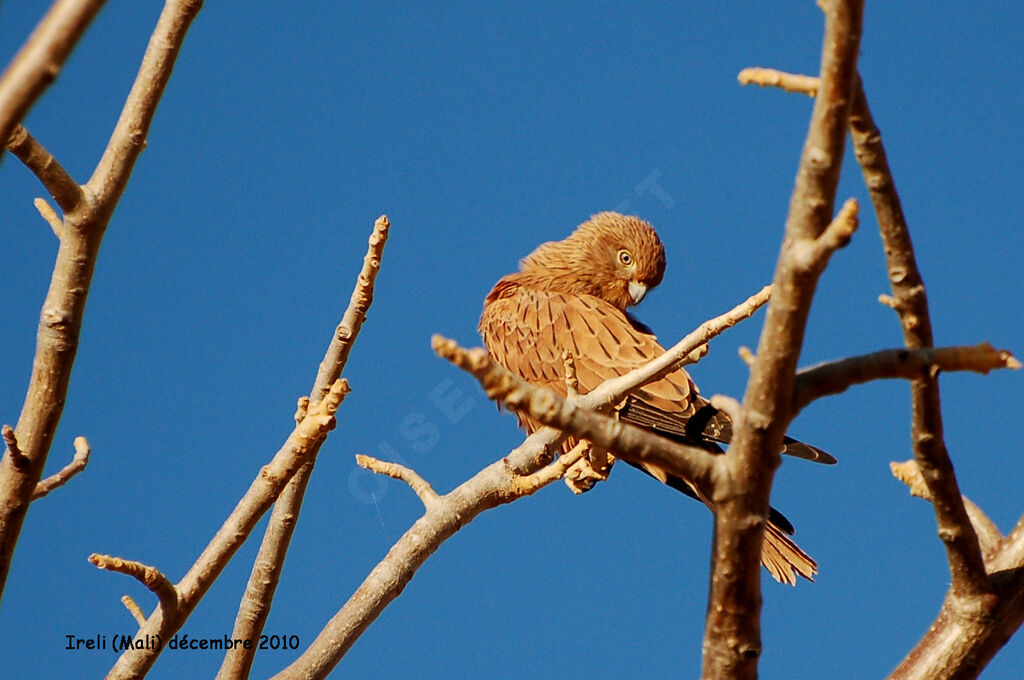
(628, 281, 648, 305)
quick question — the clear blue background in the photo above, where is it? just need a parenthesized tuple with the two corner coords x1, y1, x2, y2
(2, 2, 1022, 678)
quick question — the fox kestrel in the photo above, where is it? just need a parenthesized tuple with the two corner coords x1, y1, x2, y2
(478, 212, 834, 584)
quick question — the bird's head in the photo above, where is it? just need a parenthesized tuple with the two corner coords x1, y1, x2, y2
(519, 212, 666, 310)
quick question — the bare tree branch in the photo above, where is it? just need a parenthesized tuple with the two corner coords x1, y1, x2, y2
(103, 379, 348, 680)
(355, 455, 439, 510)
(86, 0, 204, 204)
(269, 428, 569, 680)
(269, 287, 766, 680)
(848, 76, 992, 598)
(6, 124, 83, 213)
(89, 554, 178, 616)
(887, 458, 1024, 680)
(218, 216, 390, 680)
(704, 2, 864, 678)
(793, 343, 1020, 414)
(589, 283, 771, 409)
(31, 435, 90, 500)
(0, 0, 204, 607)
(0, 0, 107, 160)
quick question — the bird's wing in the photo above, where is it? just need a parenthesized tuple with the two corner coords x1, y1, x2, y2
(481, 284, 697, 403)
(619, 399, 837, 465)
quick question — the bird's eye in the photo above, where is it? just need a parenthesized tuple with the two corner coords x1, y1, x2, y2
(617, 249, 634, 266)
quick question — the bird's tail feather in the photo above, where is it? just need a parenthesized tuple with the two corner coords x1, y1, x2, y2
(627, 460, 817, 584)
(762, 521, 817, 585)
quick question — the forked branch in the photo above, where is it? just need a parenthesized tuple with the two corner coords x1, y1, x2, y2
(704, 2, 865, 677)
(103, 379, 348, 680)
(739, 34, 1024, 680)
(89, 554, 178, 617)
(218, 216, 390, 680)
(0, 0, 205, 608)
(269, 286, 771, 680)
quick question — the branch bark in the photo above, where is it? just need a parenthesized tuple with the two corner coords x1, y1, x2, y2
(217, 217, 390, 680)
(702, 3, 864, 678)
(793, 344, 1019, 414)
(0, 0, 204, 607)
(848, 76, 992, 598)
(0, 0, 107, 161)
(6, 124, 83, 213)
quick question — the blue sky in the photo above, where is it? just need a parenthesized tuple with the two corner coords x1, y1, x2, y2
(2, 2, 1022, 678)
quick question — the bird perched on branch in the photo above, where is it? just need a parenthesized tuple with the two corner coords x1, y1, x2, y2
(478, 211, 835, 584)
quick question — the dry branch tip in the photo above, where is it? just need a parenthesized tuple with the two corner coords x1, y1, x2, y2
(2, 425, 29, 469)
(738, 67, 820, 97)
(31, 435, 90, 500)
(355, 454, 439, 507)
(33, 197, 63, 237)
(89, 553, 178, 614)
(121, 595, 147, 627)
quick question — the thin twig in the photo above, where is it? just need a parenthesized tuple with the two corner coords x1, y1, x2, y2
(31, 435, 90, 500)
(6, 124, 83, 212)
(355, 455, 439, 509)
(738, 67, 819, 96)
(121, 595, 147, 627)
(529, 441, 590, 494)
(86, 0, 205, 204)
(587, 284, 771, 408)
(704, 3, 864, 678)
(218, 216, 389, 680)
(33, 197, 63, 237)
(709, 394, 743, 426)
(2, 426, 29, 469)
(562, 351, 580, 399)
(791, 198, 859, 273)
(793, 343, 1019, 414)
(89, 554, 178, 616)
(0, 0, 108, 158)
